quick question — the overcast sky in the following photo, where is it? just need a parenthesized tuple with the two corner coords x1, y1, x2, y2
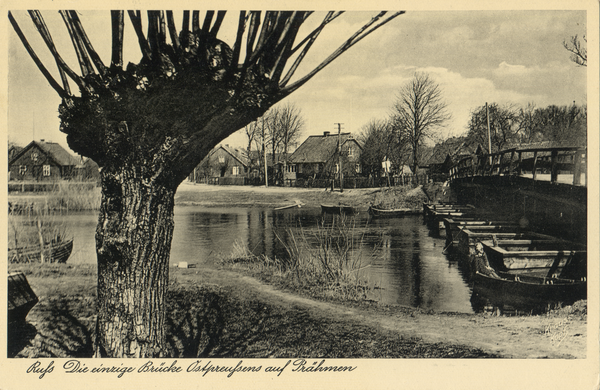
(7, 9, 588, 152)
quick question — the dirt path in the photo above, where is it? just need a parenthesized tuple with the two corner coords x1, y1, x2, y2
(173, 265, 587, 359)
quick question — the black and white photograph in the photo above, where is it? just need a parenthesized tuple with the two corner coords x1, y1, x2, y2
(3, 1, 598, 389)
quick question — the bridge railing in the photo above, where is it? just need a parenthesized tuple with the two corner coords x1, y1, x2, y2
(449, 146, 586, 186)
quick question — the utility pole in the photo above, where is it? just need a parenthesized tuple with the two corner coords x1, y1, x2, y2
(262, 118, 268, 188)
(335, 123, 344, 193)
(486, 102, 492, 165)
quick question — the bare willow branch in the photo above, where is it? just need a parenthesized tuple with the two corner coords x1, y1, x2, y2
(128, 10, 152, 60)
(280, 12, 339, 87)
(290, 11, 343, 54)
(229, 11, 247, 73)
(59, 11, 94, 77)
(244, 11, 261, 62)
(282, 11, 405, 96)
(27, 11, 85, 92)
(210, 11, 226, 36)
(110, 11, 124, 68)
(192, 11, 200, 31)
(166, 11, 179, 50)
(8, 11, 69, 97)
(69, 11, 106, 75)
(269, 12, 305, 82)
(202, 11, 214, 33)
(182, 10, 190, 33)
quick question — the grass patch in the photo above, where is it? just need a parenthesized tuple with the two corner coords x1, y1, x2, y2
(222, 214, 379, 303)
(371, 185, 428, 210)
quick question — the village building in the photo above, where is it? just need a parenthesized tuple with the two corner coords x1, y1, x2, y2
(423, 136, 481, 181)
(189, 144, 250, 183)
(286, 131, 363, 185)
(8, 140, 81, 181)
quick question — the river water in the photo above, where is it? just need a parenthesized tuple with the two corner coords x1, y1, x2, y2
(38, 206, 474, 313)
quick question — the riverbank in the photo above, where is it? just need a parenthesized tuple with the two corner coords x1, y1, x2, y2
(8, 182, 588, 359)
(9, 263, 587, 359)
(174, 181, 433, 210)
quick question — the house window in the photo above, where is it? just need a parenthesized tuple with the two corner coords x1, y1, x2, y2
(232, 166, 240, 175)
(19, 165, 27, 175)
(218, 156, 225, 163)
(347, 147, 354, 158)
(355, 163, 361, 173)
(31, 152, 38, 162)
(298, 164, 302, 174)
(43, 165, 51, 176)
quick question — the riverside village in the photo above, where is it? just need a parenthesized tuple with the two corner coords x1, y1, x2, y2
(6, 10, 593, 384)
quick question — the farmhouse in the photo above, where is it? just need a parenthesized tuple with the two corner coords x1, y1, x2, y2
(8, 140, 81, 181)
(287, 131, 362, 183)
(190, 144, 250, 182)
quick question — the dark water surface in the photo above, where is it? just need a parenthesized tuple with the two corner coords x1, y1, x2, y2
(44, 206, 474, 313)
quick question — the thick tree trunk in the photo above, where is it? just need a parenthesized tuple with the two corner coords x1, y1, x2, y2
(94, 165, 176, 358)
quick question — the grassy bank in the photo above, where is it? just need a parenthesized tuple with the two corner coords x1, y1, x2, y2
(10, 264, 494, 358)
(9, 182, 101, 213)
(221, 214, 376, 303)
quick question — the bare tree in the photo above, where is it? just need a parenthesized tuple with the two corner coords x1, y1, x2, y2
(563, 34, 587, 67)
(265, 103, 304, 181)
(391, 73, 451, 175)
(467, 103, 520, 152)
(9, 10, 404, 357)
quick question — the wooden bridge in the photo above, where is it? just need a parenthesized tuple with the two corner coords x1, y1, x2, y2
(446, 146, 587, 244)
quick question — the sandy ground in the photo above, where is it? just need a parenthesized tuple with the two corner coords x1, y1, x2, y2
(174, 266, 587, 359)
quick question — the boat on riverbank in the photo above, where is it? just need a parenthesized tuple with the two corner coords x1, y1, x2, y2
(368, 206, 420, 218)
(455, 226, 555, 257)
(472, 270, 586, 312)
(481, 239, 586, 278)
(8, 271, 39, 324)
(321, 204, 356, 215)
(9, 239, 73, 264)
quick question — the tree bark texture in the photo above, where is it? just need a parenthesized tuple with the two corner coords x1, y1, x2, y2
(95, 165, 175, 357)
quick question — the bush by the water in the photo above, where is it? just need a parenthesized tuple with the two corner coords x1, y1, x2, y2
(223, 215, 377, 302)
(371, 185, 428, 210)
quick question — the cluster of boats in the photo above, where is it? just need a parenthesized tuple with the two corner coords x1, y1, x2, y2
(423, 203, 587, 314)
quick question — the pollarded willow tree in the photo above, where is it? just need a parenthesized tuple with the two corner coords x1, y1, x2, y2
(9, 9, 404, 358)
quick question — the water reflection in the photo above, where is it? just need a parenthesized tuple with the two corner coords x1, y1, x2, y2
(20, 206, 474, 313)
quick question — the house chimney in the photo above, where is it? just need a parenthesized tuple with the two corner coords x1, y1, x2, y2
(323, 131, 330, 136)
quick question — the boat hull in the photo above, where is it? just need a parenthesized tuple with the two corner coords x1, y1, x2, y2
(321, 204, 356, 215)
(481, 239, 586, 278)
(368, 207, 419, 218)
(472, 271, 586, 311)
(8, 271, 39, 324)
(8, 239, 73, 264)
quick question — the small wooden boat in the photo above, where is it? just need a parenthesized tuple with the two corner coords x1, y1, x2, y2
(368, 207, 420, 217)
(321, 204, 356, 215)
(472, 270, 587, 311)
(8, 239, 73, 264)
(8, 271, 39, 324)
(444, 219, 517, 246)
(481, 239, 586, 278)
(456, 226, 554, 257)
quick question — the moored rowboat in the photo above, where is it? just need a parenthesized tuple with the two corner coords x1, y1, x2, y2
(321, 204, 356, 215)
(9, 239, 73, 264)
(8, 271, 39, 324)
(481, 239, 586, 278)
(368, 207, 419, 217)
(472, 270, 586, 311)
